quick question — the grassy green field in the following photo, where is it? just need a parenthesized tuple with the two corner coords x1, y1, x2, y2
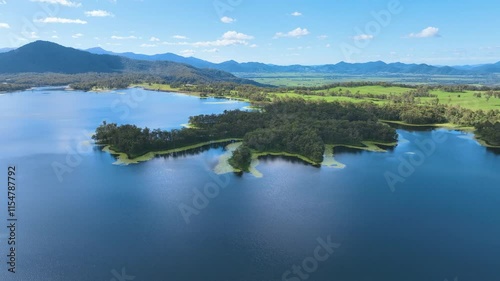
(133, 82, 500, 111)
(235, 72, 500, 87)
(272, 85, 500, 111)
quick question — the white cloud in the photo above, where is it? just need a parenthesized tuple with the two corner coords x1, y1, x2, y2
(111, 35, 137, 40)
(220, 16, 235, 24)
(326, 44, 331, 48)
(317, 35, 328, 40)
(0, 23, 10, 29)
(35, 17, 87, 24)
(149, 36, 160, 42)
(353, 34, 374, 41)
(0, 0, 6, 4)
(193, 31, 254, 47)
(291, 12, 302, 16)
(140, 43, 156, 48)
(72, 33, 83, 38)
(180, 49, 195, 56)
(172, 35, 188, 39)
(85, 10, 114, 17)
(28, 32, 39, 39)
(222, 31, 253, 40)
(250, 44, 258, 48)
(51, 35, 59, 39)
(162, 41, 190, 46)
(275, 27, 310, 38)
(30, 0, 81, 7)
(407, 27, 440, 38)
(203, 48, 219, 53)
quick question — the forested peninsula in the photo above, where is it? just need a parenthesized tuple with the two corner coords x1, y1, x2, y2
(93, 95, 500, 172)
(93, 99, 398, 170)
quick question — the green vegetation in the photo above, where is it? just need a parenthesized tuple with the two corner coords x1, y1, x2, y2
(236, 72, 500, 87)
(93, 81, 500, 170)
(476, 122, 500, 146)
(228, 145, 252, 172)
(93, 99, 399, 168)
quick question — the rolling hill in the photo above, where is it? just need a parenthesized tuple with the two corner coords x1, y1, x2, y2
(0, 41, 260, 85)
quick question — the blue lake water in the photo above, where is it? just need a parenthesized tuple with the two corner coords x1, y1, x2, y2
(0, 88, 499, 281)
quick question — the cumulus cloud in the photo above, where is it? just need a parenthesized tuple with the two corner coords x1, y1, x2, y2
(222, 31, 253, 40)
(30, 0, 81, 7)
(353, 34, 374, 41)
(149, 37, 160, 42)
(35, 17, 87, 24)
(0, 23, 10, 29)
(72, 33, 83, 38)
(291, 12, 302, 16)
(163, 31, 254, 48)
(85, 10, 114, 17)
(275, 27, 310, 38)
(111, 35, 137, 40)
(407, 27, 440, 38)
(220, 16, 235, 23)
(140, 43, 156, 48)
(192, 31, 254, 47)
(317, 35, 328, 40)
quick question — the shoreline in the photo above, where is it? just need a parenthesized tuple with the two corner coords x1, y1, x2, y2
(102, 138, 242, 165)
(131, 83, 252, 102)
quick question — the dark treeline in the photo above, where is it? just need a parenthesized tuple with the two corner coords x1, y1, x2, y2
(175, 82, 273, 102)
(93, 99, 398, 167)
(475, 122, 500, 146)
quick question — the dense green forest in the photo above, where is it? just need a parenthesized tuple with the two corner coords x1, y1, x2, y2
(93, 96, 500, 170)
(93, 99, 398, 165)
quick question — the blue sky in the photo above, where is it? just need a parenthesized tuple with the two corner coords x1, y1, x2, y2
(0, 0, 499, 65)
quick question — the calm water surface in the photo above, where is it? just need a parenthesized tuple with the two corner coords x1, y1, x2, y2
(0, 88, 499, 281)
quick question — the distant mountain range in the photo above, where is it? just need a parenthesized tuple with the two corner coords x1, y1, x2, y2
(0, 41, 259, 85)
(0, 41, 499, 84)
(85, 47, 500, 75)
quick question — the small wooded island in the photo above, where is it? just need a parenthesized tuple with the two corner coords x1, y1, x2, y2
(93, 97, 500, 172)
